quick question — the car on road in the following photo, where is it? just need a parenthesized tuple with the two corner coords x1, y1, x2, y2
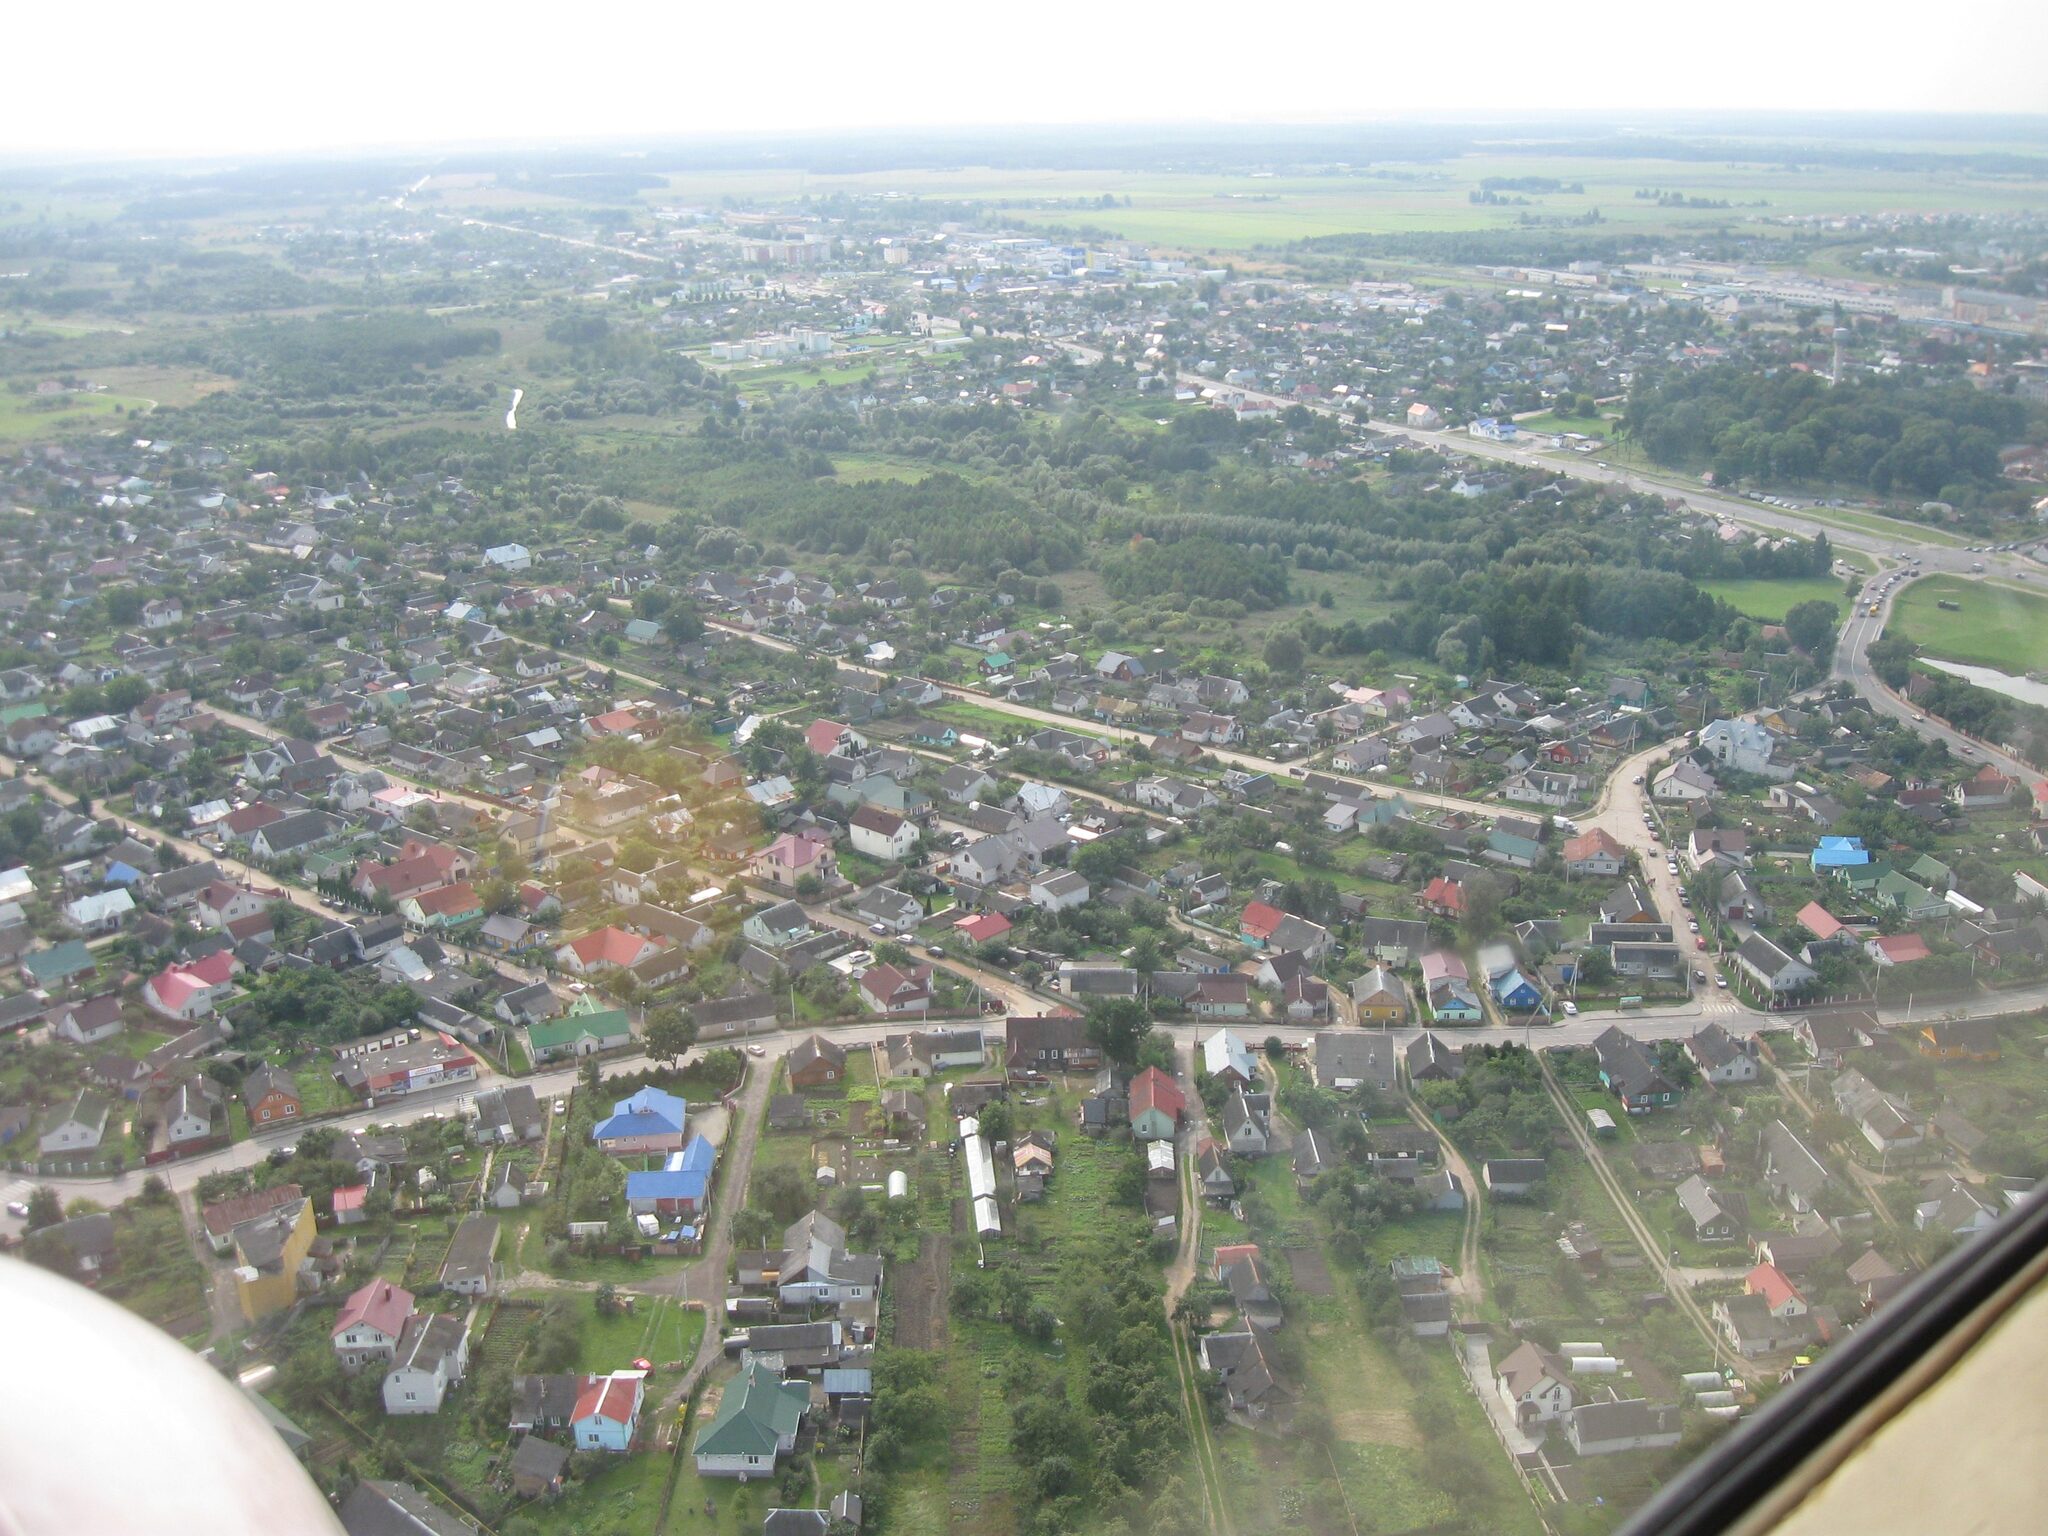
(1715, 976, 1729, 989)
(1915, 714, 1927, 722)
(926, 944, 946, 958)
(5, 1201, 28, 1218)
(1687, 919, 1700, 932)
(1694, 970, 1708, 984)
(1632, 774, 1643, 785)
(745, 1044, 766, 1058)
(268, 1145, 296, 1165)
(1697, 936, 1709, 949)
(1561, 1000, 1579, 1016)
(1960, 746, 1975, 756)
(869, 922, 888, 936)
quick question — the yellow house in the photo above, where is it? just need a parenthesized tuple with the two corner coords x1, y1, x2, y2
(1351, 966, 1410, 1026)
(232, 1197, 317, 1323)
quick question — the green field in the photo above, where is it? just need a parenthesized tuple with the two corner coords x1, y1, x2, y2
(1893, 575, 2048, 673)
(610, 154, 2048, 255)
(0, 388, 154, 444)
(1698, 576, 1850, 621)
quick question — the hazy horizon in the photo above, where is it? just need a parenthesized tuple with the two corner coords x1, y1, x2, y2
(9, 0, 2048, 162)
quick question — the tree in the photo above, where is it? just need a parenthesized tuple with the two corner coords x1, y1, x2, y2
(1783, 599, 1840, 657)
(644, 1006, 697, 1067)
(595, 1282, 621, 1318)
(1086, 997, 1152, 1068)
(754, 1164, 814, 1225)
(1262, 631, 1304, 676)
(25, 1185, 62, 1231)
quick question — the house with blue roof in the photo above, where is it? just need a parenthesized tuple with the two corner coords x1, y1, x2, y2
(1810, 836, 1870, 874)
(103, 861, 145, 887)
(625, 1134, 716, 1218)
(1491, 969, 1545, 1012)
(592, 1086, 688, 1156)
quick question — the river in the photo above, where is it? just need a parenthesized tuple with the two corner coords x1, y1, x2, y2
(1922, 657, 2048, 709)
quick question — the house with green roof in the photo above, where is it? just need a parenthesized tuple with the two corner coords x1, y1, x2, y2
(1869, 870, 1947, 919)
(22, 940, 96, 989)
(1902, 852, 1954, 892)
(693, 1361, 810, 1478)
(527, 1007, 633, 1062)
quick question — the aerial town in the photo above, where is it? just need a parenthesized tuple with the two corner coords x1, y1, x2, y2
(2, 106, 2047, 1536)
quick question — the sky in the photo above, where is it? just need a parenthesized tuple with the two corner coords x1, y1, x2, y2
(7, 0, 2047, 161)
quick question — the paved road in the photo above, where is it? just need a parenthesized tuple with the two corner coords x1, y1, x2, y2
(1836, 572, 2041, 791)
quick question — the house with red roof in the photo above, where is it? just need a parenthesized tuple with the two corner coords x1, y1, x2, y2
(333, 1279, 416, 1371)
(572, 1371, 646, 1452)
(954, 911, 1012, 945)
(1420, 876, 1466, 917)
(1130, 1066, 1187, 1141)
(1238, 900, 1287, 947)
(143, 951, 239, 1021)
(555, 926, 667, 976)
(1866, 931, 1932, 967)
(333, 1183, 370, 1225)
(1744, 1261, 1808, 1320)
(1562, 828, 1628, 878)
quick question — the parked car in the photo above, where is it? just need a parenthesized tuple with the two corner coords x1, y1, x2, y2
(1561, 1000, 1579, 1016)
(1715, 976, 1729, 989)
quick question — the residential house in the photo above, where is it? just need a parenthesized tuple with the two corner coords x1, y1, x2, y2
(693, 1360, 810, 1478)
(383, 1313, 471, 1415)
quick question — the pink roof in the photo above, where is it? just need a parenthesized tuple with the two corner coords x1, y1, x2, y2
(759, 833, 827, 870)
(332, 1184, 368, 1212)
(566, 926, 656, 968)
(1874, 932, 1932, 964)
(1796, 901, 1844, 940)
(334, 1279, 415, 1339)
(805, 719, 848, 755)
(148, 968, 207, 1011)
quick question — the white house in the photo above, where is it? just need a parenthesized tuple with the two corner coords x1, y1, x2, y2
(484, 543, 533, 571)
(1653, 761, 1719, 803)
(334, 1281, 416, 1371)
(1029, 870, 1091, 913)
(1495, 1340, 1575, 1426)
(1699, 719, 1789, 779)
(849, 805, 918, 862)
(64, 888, 135, 935)
(381, 1313, 469, 1415)
(1201, 1029, 1258, 1087)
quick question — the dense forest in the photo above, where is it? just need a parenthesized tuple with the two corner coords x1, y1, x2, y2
(1622, 366, 2041, 501)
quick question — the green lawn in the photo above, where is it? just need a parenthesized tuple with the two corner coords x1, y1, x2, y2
(1892, 575, 2048, 673)
(1698, 576, 1851, 622)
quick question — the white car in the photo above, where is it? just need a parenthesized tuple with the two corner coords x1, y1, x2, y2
(1561, 1000, 1579, 1017)
(745, 1044, 766, 1058)
(1687, 919, 1700, 933)
(1715, 977, 1729, 989)
(552, 1100, 566, 1115)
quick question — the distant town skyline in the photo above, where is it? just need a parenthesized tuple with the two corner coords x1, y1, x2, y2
(6, 0, 2047, 161)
